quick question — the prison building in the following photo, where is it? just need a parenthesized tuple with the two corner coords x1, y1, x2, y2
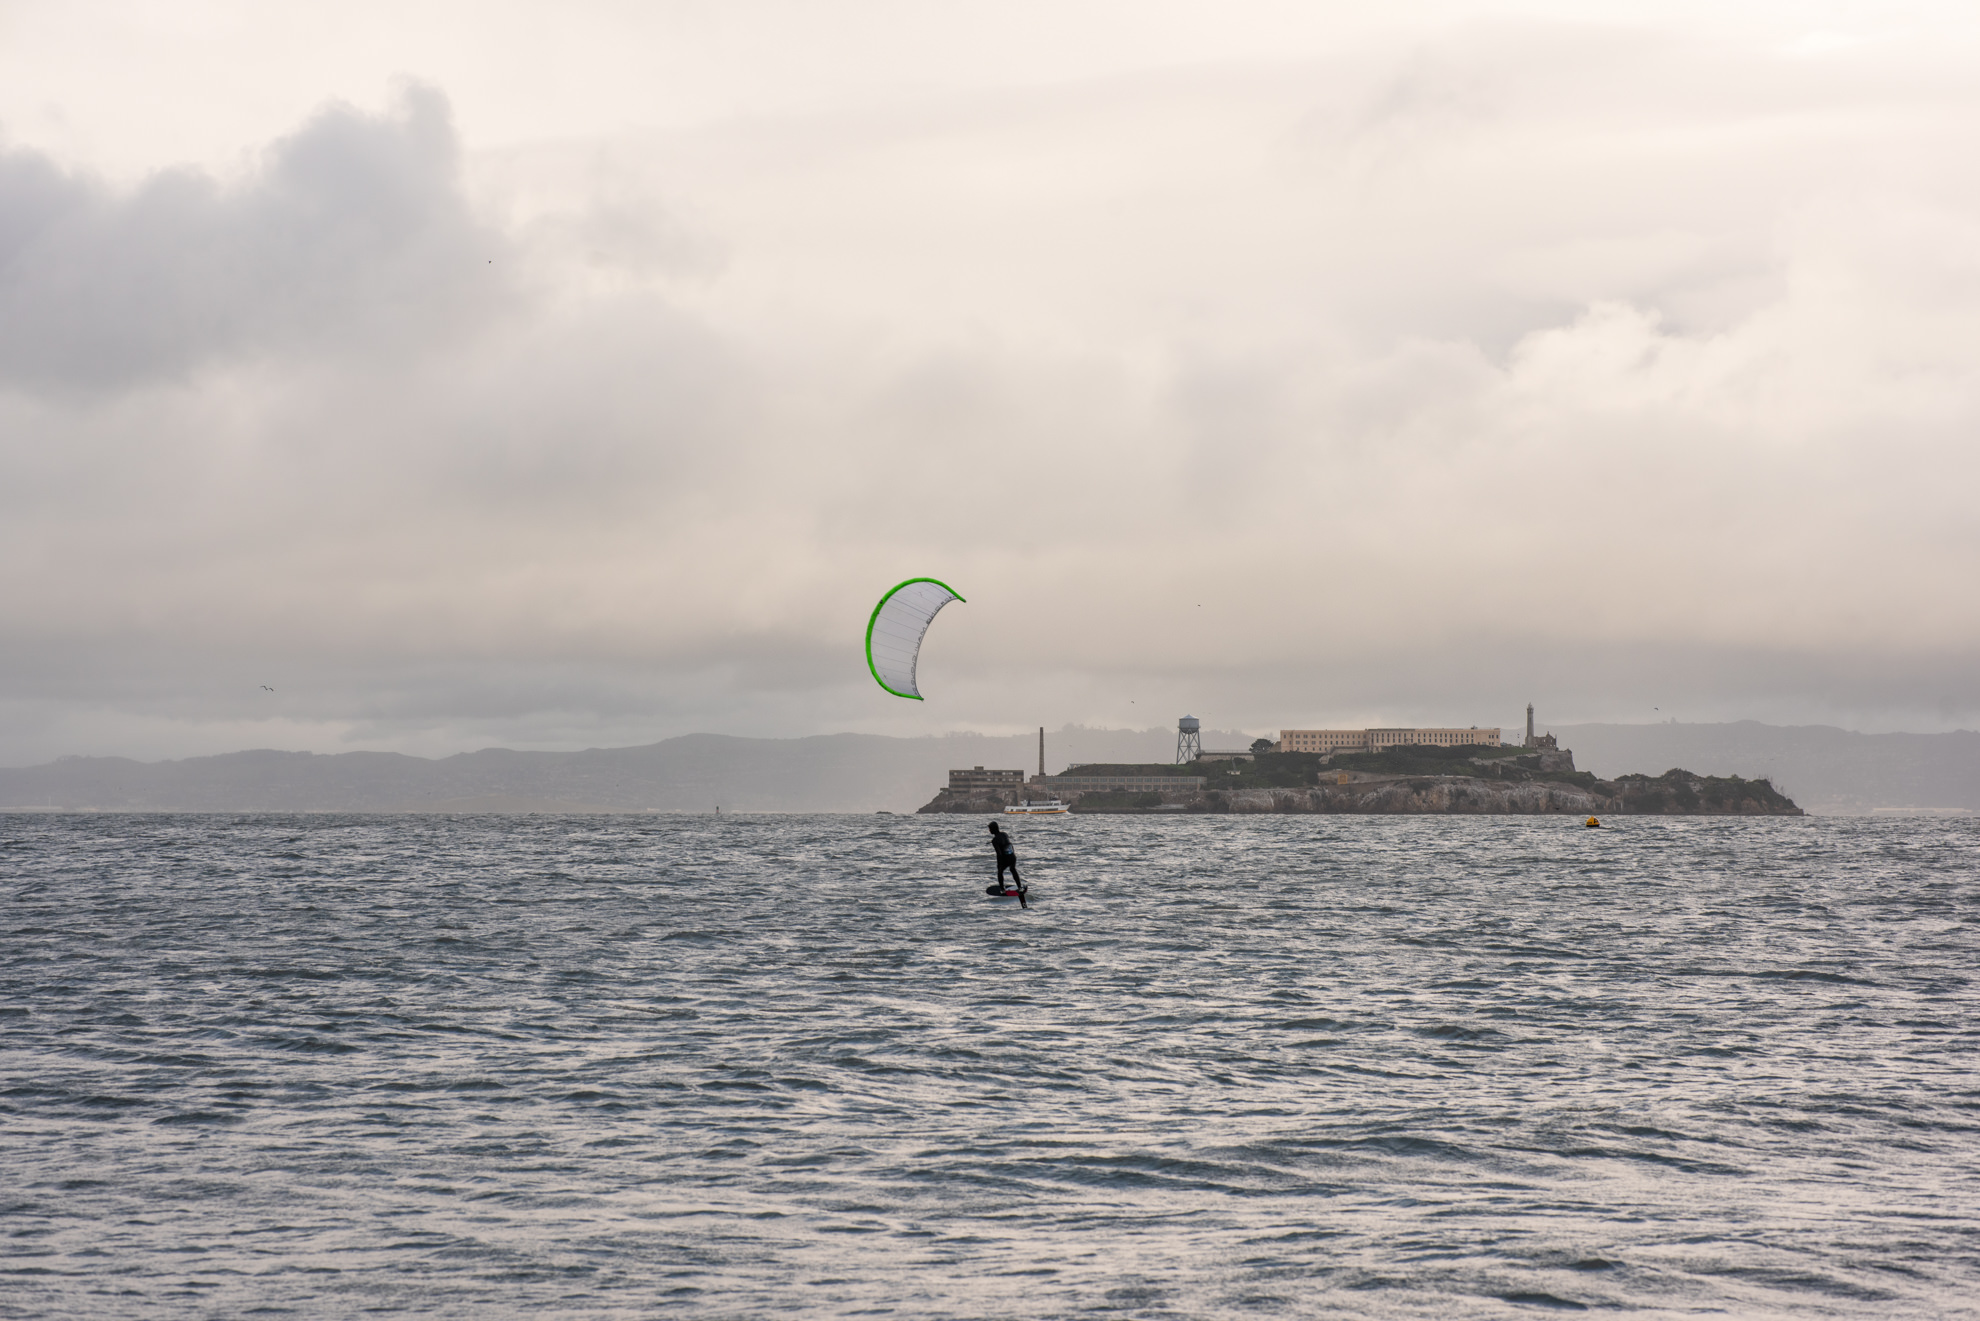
(1278, 727, 1501, 754)
(948, 767, 1025, 792)
(1035, 774, 1207, 794)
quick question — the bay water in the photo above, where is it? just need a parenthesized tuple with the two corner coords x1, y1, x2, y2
(2, 813, 1976, 1317)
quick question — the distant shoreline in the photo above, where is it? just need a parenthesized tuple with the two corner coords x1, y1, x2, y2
(7, 721, 1978, 814)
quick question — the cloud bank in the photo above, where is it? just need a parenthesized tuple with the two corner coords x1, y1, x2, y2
(2, 8, 1978, 764)
(0, 86, 501, 390)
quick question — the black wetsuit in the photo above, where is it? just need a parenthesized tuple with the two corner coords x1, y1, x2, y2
(987, 828, 1023, 894)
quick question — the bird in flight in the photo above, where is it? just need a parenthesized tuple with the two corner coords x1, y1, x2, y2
(260, 685, 275, 692)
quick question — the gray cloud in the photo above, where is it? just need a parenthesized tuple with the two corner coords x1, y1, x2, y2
(0, 84, 503, 389)
(2, 13, 1979, 766)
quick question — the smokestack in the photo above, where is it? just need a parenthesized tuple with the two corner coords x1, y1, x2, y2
(1039, 727, 1045, 779)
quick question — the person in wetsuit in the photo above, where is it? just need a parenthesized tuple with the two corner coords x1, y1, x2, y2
(986, 821, 1026, 905)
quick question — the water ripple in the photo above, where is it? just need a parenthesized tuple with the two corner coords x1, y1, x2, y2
(2, 812, 1977, 1317)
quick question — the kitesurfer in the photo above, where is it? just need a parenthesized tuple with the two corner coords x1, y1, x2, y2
(986, 821, 1026, 906)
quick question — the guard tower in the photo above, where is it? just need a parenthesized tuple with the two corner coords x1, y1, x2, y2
(1176, 715, 1201, 764)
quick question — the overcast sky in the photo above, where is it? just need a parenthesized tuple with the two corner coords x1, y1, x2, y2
(3, 0, 1978, 765)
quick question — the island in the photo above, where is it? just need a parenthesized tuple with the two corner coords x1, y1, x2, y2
(917, 744, 1803, 816)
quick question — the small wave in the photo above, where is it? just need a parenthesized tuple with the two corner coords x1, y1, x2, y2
(1752, 968, 1879, 986)
(1415, 1023, 1507, 1042)
(1498, 1290, 1589, 1310)
(153, 1110, 244, 1126)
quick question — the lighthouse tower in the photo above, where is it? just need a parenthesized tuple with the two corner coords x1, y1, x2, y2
(1524, 703, 1536, 748)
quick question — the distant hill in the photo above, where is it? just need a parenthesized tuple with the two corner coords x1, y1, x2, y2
(0, 726, 1222, 815)
(1554, 721, 1980, 815)
(3, 721, 1974, 815)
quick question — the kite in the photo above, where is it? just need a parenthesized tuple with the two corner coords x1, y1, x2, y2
(865, 578, 964, 700)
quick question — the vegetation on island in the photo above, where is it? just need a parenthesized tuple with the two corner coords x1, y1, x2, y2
(1609, 768, 1799, 813)
(1190, 745, 1594, 788)
(1035, 747, 1802, 815)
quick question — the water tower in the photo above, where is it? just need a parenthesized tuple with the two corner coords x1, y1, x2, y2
(1176, 715, 1201, 764)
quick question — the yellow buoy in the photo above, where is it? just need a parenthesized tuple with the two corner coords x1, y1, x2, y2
(1585, 816, 1602, 828)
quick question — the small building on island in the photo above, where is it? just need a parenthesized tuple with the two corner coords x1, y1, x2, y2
(1033, 770, 1208, 795)
(947, 767, 1024, 793)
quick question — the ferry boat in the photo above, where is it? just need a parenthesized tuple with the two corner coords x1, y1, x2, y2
(1003, 799, 1069, 816)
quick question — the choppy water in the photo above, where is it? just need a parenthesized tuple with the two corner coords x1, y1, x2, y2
(2, 813, 1977, 1318)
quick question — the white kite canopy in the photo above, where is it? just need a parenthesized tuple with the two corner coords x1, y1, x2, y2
(865, 578, 965, 700)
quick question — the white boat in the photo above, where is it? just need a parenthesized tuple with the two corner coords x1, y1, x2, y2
(1003, 799, 1069, 815)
